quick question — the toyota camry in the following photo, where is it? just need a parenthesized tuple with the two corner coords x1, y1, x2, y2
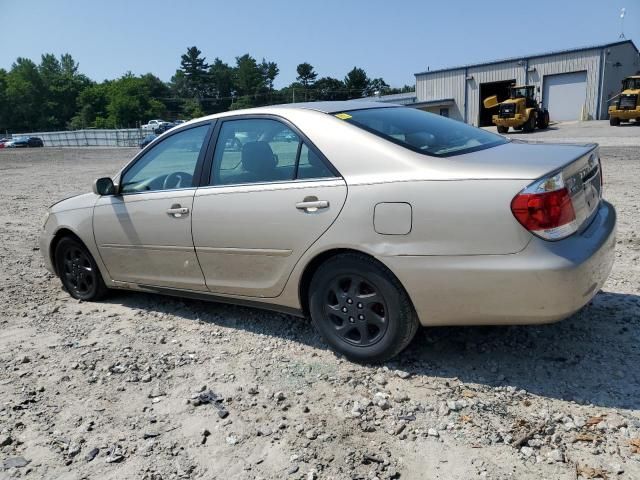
(40, 101, 616, 362)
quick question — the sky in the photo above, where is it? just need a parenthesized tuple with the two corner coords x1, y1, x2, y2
(0, 0, 638, 88)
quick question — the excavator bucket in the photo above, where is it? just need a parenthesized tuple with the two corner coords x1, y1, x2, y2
(483, 95, 499, 109)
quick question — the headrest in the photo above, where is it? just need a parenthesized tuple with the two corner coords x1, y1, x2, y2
(241, 141, 276, 173)
(306, 148, 323, 167)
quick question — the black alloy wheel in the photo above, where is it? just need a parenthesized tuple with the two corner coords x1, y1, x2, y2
(323, 273, 389, 347)
(55, 237, 108, 301)
(309, 253, 419, 363)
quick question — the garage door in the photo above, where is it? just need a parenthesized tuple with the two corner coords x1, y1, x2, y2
(543, 71, 587, 122)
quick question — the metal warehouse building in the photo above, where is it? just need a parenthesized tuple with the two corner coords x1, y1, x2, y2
(410, 40, 639, 126)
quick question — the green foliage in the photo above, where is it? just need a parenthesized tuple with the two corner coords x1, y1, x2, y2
(296, 62, 317, 87)
(0, 46, 399, 133)
(344, 67, 370, 99)
(181, 98, 205, 118)
(179, 46, 210, 99)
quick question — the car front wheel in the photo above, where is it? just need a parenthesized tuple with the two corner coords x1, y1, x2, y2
(54, 237, 108, 301)
(308, 253, 419, 363)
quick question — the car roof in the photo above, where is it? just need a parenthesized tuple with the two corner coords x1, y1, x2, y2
(268, 100, 397, 114)
(183, 100, 398, 127)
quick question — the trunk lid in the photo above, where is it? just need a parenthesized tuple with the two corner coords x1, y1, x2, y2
(445, 140, 598, 180)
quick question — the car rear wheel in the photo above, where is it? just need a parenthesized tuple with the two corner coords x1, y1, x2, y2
(610, 117, 620, 126)
(496, 125, 509, 134)
(54, 237, 108, 301)
(308, 253, 419, 363)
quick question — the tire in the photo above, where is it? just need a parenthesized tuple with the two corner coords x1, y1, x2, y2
(610, 117, 620, 126)
(537, 111, 550, 129)
(523, 113, 536, 132)
(496, 125, 509, 134)
(308, 253, 419, 363)
(54, 237, 109, 301)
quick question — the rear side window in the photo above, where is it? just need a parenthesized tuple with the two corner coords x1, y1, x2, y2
(210, 118, 335, 185)
(336, 107, 508, 157)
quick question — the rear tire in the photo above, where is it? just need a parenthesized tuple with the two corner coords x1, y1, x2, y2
(610, 117, 620, 126)
(537, 111, 550, 129)
(308, 253, 419, 363)
(496, 125, 509, 134)
(54, 237, 109, 301)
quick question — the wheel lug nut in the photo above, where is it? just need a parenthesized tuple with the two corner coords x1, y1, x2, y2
(347, 298, 353, 304)
(357, 303, 363, 309)
(342, 307, 348, 313)
(358, 314, 365, 320)
(349, 317, 355, 323)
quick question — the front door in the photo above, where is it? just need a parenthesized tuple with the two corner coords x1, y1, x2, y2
(94, 123, 211, 291)
(192, 117, 347, 297)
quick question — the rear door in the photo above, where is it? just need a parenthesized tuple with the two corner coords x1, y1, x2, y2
(192, 115, 347, 297)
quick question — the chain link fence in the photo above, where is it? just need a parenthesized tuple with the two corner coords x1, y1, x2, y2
(9, 129, 147, 147)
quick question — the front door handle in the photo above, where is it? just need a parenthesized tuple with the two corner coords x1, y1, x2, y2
(296, 196, 329, 212)
(167, 204, 189, 217)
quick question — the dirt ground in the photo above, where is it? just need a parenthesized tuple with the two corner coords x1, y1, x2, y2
(1, 123, 639, 480)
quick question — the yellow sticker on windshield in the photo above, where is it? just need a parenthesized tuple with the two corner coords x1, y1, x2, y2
(335, 113, 352, 120)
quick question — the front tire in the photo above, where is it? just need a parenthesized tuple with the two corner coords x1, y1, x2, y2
(54, 237, 108, 301)
(308, 254, 419, 363)
(610, 116, 620, 126)
(496, 125, 509, 134)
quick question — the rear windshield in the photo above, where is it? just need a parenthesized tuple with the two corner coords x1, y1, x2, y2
(336, 107, 508, 157)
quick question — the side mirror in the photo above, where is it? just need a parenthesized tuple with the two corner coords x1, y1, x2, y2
(92, 177, 116, 196)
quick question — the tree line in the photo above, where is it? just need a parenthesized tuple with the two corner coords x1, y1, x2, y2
(0, 47, 414, 133)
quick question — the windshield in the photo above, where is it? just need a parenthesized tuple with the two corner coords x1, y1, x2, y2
(622, 78, 640, 90)
(336, 107, 508, 157)
(510, 87, 531, 99)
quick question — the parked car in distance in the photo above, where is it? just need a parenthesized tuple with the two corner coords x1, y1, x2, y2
(173, 120, 186, 126)
(141, 119, 165, 132)
(40, 101, 616, 363)
(153, 122, 174, 134)
(0, 137, 9, 148)
(6, 136, 44, 148)
(139, 134, 157, 149)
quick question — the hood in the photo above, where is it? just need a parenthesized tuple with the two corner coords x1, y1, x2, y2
(50, 192, 98, 213)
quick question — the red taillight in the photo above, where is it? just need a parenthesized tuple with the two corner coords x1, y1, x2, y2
(511, 187, 576, 239)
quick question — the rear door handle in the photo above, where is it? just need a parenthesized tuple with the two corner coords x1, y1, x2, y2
(296, 197, 329, 212)
(167, 204, 189, 217)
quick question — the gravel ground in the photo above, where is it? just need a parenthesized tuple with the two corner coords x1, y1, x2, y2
(1, 123, 639, 480)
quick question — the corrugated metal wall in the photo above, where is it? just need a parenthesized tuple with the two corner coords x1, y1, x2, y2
(415, 69, 465, 120)
(529, 49, 600, 121)
(414, 45, 637, 124)
(601, 43, 640, 119)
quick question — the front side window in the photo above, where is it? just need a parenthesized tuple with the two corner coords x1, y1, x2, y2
(120, 124, 209, 194)
(211, 118, 334, 185)
(336, 107, 508, 157)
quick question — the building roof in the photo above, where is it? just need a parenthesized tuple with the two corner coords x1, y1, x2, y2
(415, 40, 639, 77)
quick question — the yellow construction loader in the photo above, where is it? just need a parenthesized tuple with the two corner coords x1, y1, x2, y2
(483, 85, 550, 134)
(608, 76, 640, 126)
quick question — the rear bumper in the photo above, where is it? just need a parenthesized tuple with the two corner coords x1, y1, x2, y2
(383, 201, 616, 326)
